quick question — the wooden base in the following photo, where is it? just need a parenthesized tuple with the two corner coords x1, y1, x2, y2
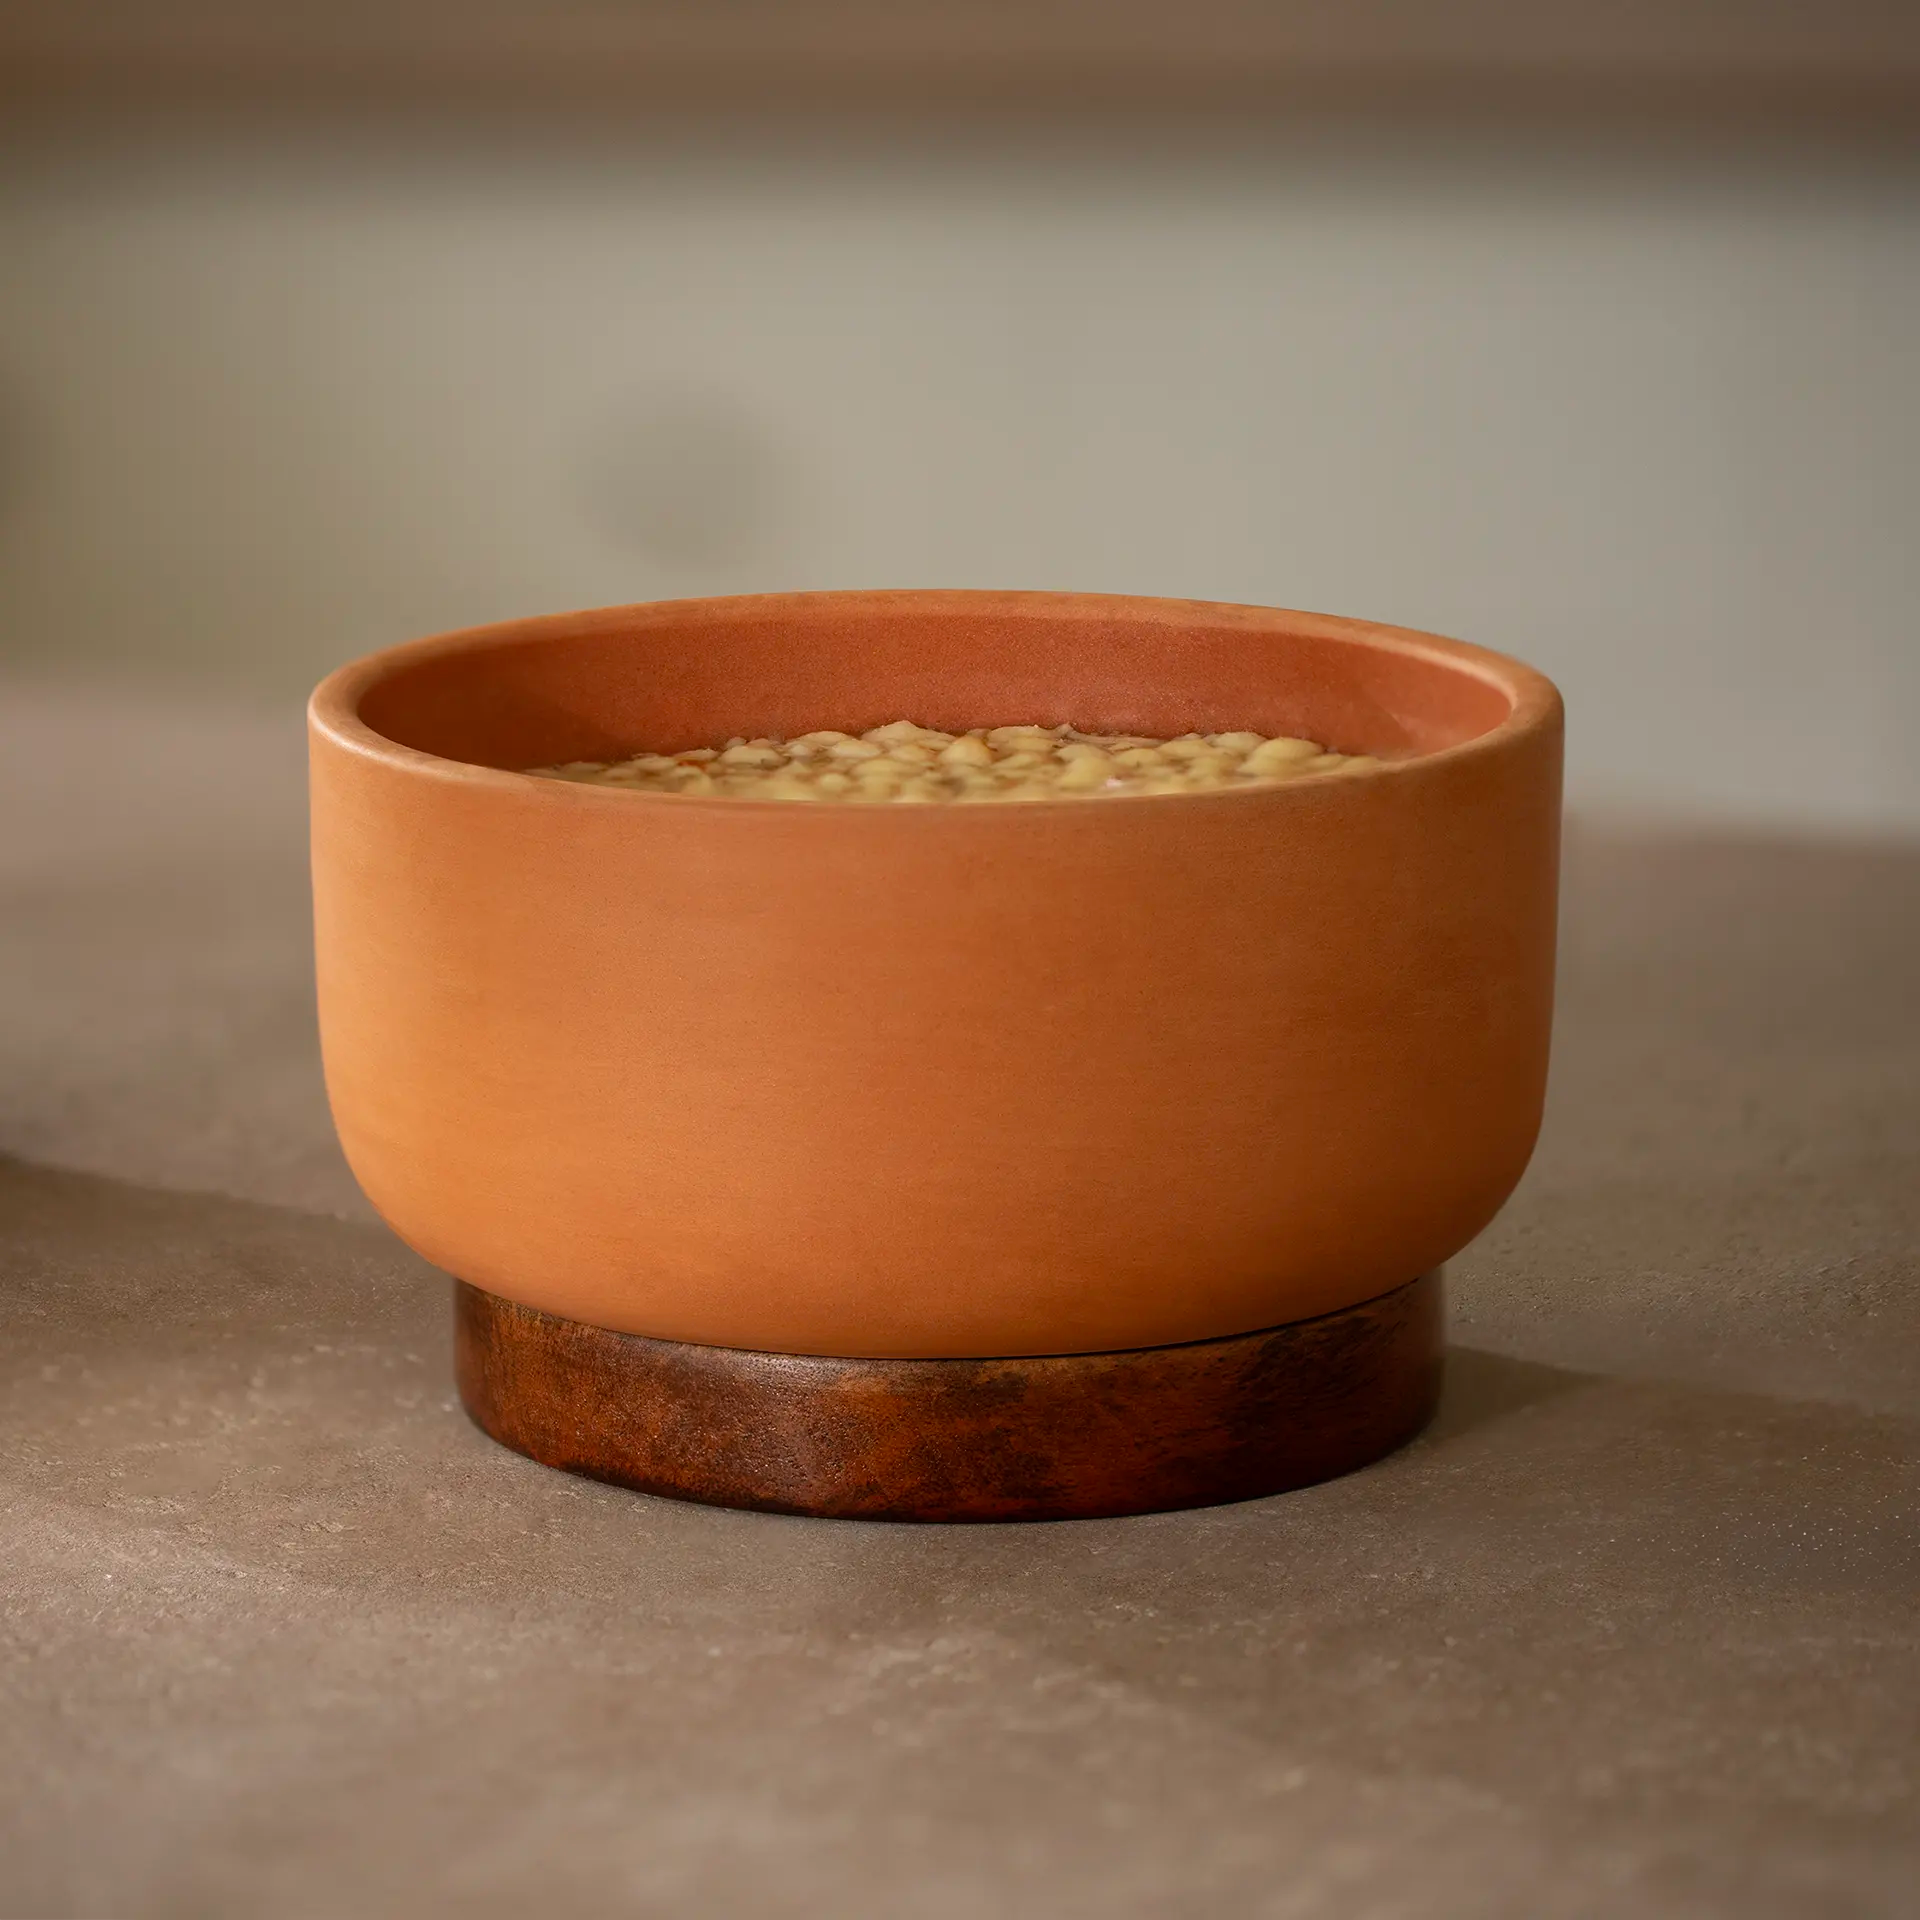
(454, 1275, 1443, 1522)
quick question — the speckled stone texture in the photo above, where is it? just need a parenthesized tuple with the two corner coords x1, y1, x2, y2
(2, 684, 1915, 1920)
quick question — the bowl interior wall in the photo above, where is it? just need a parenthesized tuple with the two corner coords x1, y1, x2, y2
(355, 606, 1514, 772)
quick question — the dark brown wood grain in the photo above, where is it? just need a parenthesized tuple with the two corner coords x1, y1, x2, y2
(455, 1274, 1442, 1521)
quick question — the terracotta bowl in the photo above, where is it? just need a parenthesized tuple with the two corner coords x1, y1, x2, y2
(310, 590, 1561, 1361)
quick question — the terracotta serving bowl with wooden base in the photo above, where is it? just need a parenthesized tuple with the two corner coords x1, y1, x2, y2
(310, 591, 1561, 1521)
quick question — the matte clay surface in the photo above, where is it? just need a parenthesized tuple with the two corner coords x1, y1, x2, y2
(455, 1275, 1443, 1521)
(3, 686, 1918, 1920)
(310, 592, 1563, 1356)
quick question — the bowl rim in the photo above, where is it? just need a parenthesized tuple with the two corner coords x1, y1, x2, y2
(308, 588, 1562, 808)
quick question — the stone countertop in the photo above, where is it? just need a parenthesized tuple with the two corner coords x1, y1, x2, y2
(2, 684, 1915, 1920)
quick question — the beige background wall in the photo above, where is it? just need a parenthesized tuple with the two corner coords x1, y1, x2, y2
(1, 117, 1915, 831)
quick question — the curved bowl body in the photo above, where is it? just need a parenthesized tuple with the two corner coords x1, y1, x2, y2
(310, 590, 1561, 1357)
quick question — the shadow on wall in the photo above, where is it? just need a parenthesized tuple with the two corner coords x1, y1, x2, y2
(580, 389, 784, 569)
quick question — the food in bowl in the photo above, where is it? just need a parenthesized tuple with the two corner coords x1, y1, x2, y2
(532, 721, 1381, 802)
